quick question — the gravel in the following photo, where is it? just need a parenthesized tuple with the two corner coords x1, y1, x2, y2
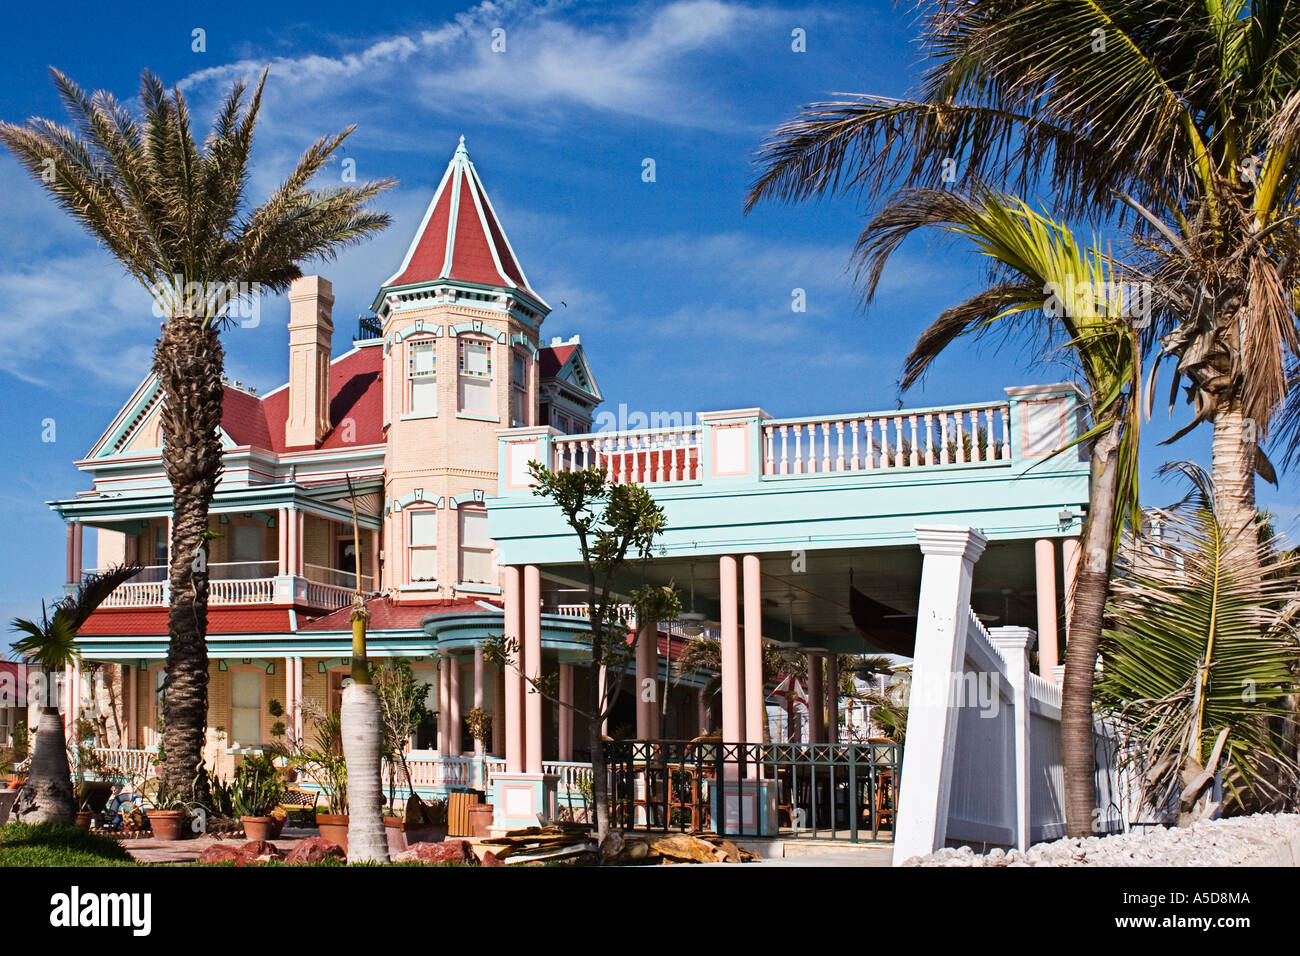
(901, 813, 1300, 867)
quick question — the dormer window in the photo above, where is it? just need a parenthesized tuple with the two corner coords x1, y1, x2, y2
(458, 338, 493, 414)
(511, 349, 529, 426)
(408, 339, 437, 413)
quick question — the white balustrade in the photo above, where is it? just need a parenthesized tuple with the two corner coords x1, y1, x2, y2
(552, 427, 703, 485)
(762, 404, 1012, 476)
(210, 577, 277, 605)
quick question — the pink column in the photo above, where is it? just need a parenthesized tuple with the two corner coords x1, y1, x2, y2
(635, 621, 656, 739)
(124, 665, 136, 748)
(696, 686, 709, 735)
(63, 663, 74, 737)
(448, 653, 462, 755)
(369, 528, 381, 591)
(1034, 539, 1059, 677)
(742, 555, 764, 747)
(73, 524, 83, 580)
(807, 652, 825, 743)
(277, 509, 289, 575)
(285, 508, 300, 577)
(503, 567, 523, 772)
(438, 653, 451, 754)
(1062, 536, 1082, 648)
(598, 664, 609, 736)
(719, 555, 741, 746)
(493, 665, 505, 757)
(293, 658, 304, 742)
(284, 657, 296, 742)
(524, 564, 543, 775)
(825, 654, 839, 743)
(558, 664, 574, 762)
(65, 524, 76, 583)
(473, 645, 485, 756)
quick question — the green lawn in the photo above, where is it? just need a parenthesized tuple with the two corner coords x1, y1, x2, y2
(0, 822, 137, 867)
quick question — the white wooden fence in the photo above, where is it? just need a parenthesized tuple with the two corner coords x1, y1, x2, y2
(894, 525, 1139, 864)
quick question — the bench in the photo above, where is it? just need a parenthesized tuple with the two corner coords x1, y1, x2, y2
(277, 788, 319, 825)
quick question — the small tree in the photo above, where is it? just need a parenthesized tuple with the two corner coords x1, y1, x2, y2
(484, 463, 679, 846)
(373, 659, 431, 807)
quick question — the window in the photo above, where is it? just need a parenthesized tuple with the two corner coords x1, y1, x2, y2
(412, 668, 438, 750)
(555, 413, 572, 435)
(408, 339, 437, 413)
(230, 670, 262, 748)
(511, 350, 529, 425)
(459, 508, 492, 585)
(409, 509, 438, 583)
(458, 338, 493, 414)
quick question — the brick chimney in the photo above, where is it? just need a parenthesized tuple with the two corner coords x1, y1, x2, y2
(285, 275, 334, 448)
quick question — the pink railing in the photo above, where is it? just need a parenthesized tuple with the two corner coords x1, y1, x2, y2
(552, 427, 703, 484)
(762, 404, 1011, 475)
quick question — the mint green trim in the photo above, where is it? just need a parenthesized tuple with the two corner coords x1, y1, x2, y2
(218, 658, 277, 674)
(448, 490, 486, 509)
(448, 320, 507, 343)
(455, 583, 501, 595)
(455, 412, 501, 423)
(399, 412, 439, 422)
(509, 333, 539, 359)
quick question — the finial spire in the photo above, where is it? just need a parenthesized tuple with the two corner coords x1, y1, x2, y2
(456, 134, 468, 157)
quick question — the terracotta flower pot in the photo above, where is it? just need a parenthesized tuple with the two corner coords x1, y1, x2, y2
(315, 813, 349, 854)
(241, 816, 276, 841)
(468, 804, 494, 837)
(384, 817, 406, 856)
(75, 811, 93, 830)
(148, 809, 188, 841)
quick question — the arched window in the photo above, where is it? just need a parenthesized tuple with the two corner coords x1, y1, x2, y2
(408, 508, 438, 584)
(458, 337, 493, 414)
(408, 338, 437, 413)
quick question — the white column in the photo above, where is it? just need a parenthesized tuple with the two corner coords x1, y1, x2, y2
(990, 626, 1035, 852)
(125, 665, 137, 748)
(598, 664, 609, 737)
(892, 524, 988, 865)
(277, 509, 290, 575)
(696, 686, 709, 735)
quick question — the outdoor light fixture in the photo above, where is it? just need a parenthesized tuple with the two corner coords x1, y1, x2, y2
(678, 560, 706, 636)
(1058, 507, 1080, 528)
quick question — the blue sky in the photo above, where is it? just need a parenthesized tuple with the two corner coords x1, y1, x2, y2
(0, 0, 1288, 627)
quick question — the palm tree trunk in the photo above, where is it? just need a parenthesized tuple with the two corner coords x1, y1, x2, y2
(589, 663, 611, 843)
(341, 682, 389, 862)
(14, 705, 76, 825)
(1210, 395, 1259, 576)
(1061, 422, 1121, 837)
(155, 313, 224, 804)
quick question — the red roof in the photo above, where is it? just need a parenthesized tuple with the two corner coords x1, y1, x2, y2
(221, 345, 384, 453)
(384, 138, 537, 298)
(297, 596, 500, 632)
(79, 608, 295, 637)
(538, 344, 577, 378)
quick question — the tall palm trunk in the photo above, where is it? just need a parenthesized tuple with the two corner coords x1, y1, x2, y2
(15, 667, 76, 824)
(588, 646, 612, 843)
(1210, 396, 1259, 575)
(156, 313, 224, 804)
(1061, 422, 1121, 837)
(341, 682, 388, 862)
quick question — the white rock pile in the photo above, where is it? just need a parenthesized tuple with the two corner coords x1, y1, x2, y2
(902, 813, 1300, 866)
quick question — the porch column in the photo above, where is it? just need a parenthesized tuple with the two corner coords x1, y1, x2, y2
(369, 528, 380, 591)
(825, 654, 839, 744)
(438, 653, 451, 754)
(124, 665, 136, 748)
(277, 509, 290, 575)
(635, 621, 657, 739)
(719, 555, 742, 748)
(742, 554, 764, 749)
(503, 566, 523, 772)
(598, 664, 609, 736)
(696, 686, 709, 735)
(286, 507, 300, 577)
(1034, 539, 1059, 677)
(493, 665, 505, 757)
(64, 523, 77, 583)
(292, 657, 303, 742)
(807, 653, 824, 743)
(284, 656, 296, 743)
(524, 564, 543, 775)
(1061, 536, 1082, 648)
(473, 645, 485, 757)
(448, 652, 462, 755)
(558, 664, 574, 762)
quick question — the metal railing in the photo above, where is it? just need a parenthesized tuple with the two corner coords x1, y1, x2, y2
(605, 739, 901, 843)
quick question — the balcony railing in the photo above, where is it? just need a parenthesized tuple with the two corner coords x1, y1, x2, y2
(87, 561, 363, 611)
(762, 403, 1011, 475)
(304, 563, 374, 591)
(552, 426, 703, 485)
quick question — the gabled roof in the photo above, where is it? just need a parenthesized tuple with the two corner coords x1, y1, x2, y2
(87, 343, 385, 460)
(538, 336, 603, 403)
(381, 137, 540, 302)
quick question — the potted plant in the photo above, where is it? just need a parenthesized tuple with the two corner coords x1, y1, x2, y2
(144, 785, 191, 841)
(286, 706, 348, 850)
(231, 752, 286, 842)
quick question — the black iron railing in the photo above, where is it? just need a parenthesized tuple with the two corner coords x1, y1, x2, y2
(356, 314, 382, 341)
(603, 739, 901, 843)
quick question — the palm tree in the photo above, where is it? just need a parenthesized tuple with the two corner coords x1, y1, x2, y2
(852, 186, 1143, 836)
(1097, 463, 1300, 820)
(745, 0, 1300, 571)
(0, 69, 393, 803)
(9, 566, 140, 824)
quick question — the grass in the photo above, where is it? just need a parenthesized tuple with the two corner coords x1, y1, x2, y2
(0, 822, 137, 867)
